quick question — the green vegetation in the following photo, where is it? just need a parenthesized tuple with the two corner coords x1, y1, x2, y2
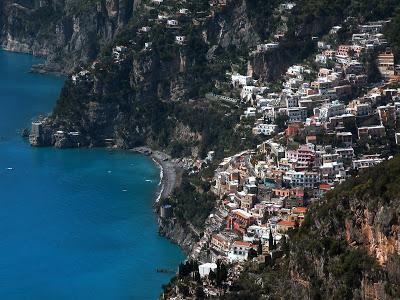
(386, 8, 400, 61)
(245, 0, 282, 40)
(163, 175, 216, 229)
(291, 0, 400, 37)
(66, 0, 103, 15)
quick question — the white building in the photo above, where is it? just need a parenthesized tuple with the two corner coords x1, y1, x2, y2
(244, 107, 257, 118)
(179, 8, 189, 14)
(285, 95, 299, 108)
(139, 26, 151, 33)
(315, 54, 328, 64)
(269, 141, 286, 158)
(317, 100, 346, 120)
(253, 124, 278, 136)
(256, 43, 279, 52)
(232, 74, 252, 87)
(319, 162, 344, 182)
(283, 171, 320, 188)
(287, 65, 307, 77)
(167, 19, 178, 27)
(228, 241, 253, 262)
(175, 36, 186, 45)
(286, 107, 308, 123)
(335, 147, 355, 159)
(241, 86, 262, 100)
(352, 158, 383, 169)
(199, 263, 218, 278)
(350, 103, 372, 116)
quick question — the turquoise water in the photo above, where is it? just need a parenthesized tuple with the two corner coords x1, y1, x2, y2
(0, 50, 184, 299)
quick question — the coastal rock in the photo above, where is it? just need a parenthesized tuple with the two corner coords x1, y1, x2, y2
(158, 218, 199, 254)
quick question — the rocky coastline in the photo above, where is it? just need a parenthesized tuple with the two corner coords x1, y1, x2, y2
(131, 146, 199, 255)
(131, 147, 180, 203)
(158, 218, 200, 254)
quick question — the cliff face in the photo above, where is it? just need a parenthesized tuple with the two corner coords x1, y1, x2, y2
(14, 0, 298, 152)
(158, 218, 199, 254)
(28, 0, 268, 152)
(206, 0, 260, 49)
(345, 199, 400, 266)
(0, 0, 138, 73)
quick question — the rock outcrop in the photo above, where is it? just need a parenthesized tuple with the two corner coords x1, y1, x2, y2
(158, 218, 200, 254)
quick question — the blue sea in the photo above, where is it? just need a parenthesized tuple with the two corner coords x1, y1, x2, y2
(0, 50, 184, 299)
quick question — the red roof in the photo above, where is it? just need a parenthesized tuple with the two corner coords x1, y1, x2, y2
(292, 207, 307, 214)
(233, 240, 252, 248)
(320, 183, 332, 190)
(278, 220, 296, 227)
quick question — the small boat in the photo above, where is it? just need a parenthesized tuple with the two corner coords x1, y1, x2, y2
(6, 167, 14, 170)
(122, 189, 127, 192)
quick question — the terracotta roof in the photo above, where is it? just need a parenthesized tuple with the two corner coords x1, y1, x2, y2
(233, 210, 252, 219)
(291, 207, 307, 214)
(319, 183, 332, 190)
(278, 220, 296, 227)
(233, 240, 252, 248)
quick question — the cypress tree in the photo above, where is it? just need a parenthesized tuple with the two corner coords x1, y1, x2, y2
(269, 229, 274, 251)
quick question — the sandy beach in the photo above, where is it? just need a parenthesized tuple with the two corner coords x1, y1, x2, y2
(131, 147, 181, 202)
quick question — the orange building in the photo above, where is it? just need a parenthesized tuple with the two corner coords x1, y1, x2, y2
(211, 234, 231, 254)
(276, 220, 297, 233)
(377, 51, 395, 79)
(227, 209, 255, 235)
(289, 207, 307, 224)
(285, 123, 302, 138)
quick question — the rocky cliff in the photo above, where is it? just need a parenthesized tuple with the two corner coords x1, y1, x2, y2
(25, 0, 270, 155)
(0, 0, 139, 73)
(158, 218, 200, 254)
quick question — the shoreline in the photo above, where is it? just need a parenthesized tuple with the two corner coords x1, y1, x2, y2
(1, 47, 68, 76)
(131, 147, 180, 204)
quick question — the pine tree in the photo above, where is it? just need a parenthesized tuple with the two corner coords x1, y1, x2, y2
(208, 269, 216, 282)
(269, 229, 274, 251)
(194, 270, 201, 282)
(178, 262, 185, 277)
(257, 239, 263, 255)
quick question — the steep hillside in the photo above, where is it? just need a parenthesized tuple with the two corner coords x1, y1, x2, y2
(43, 0, 271, 155)
(22, 0, 400, 154)
(228, 157, 400, 299)
(0, 0, 139, 73)
(39, 0, 321, 154)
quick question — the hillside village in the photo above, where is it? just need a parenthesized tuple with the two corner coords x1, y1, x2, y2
(154, 3, 400, 299)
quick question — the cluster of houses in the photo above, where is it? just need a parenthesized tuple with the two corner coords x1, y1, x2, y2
(189, 19, 400, 281)
(140, 0, 229, 52)
(202, 150, 307, 264)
